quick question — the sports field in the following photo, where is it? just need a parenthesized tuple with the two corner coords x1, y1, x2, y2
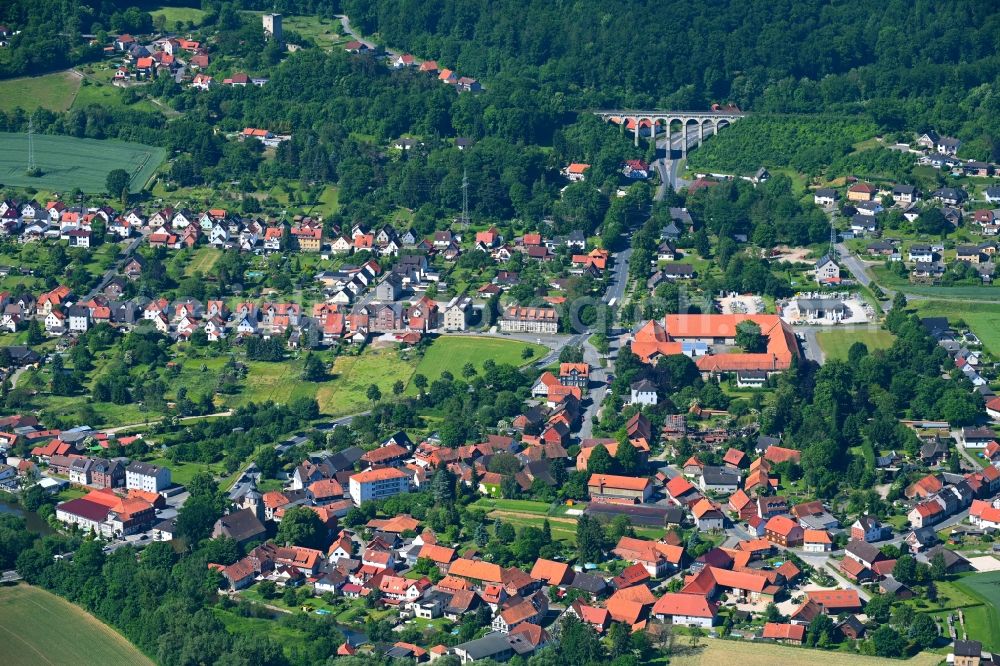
(668, 637, 940, 666)
(815, 328, 895, 361)
(0, 584, 153, 666)
(0, 132, 165, 193)
(406, 336, 547, 394)
(953, 571, 1000, 651)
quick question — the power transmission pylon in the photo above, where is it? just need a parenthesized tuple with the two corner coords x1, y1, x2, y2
(27, 116, 35, 172)
(460, 168, 470, 228)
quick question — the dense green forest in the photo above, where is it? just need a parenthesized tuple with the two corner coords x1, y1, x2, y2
(0, 0, 154, 76)
(343, 0, 1000, 159)
(685, 114, 877, 175)
(0, 28, 644, 232)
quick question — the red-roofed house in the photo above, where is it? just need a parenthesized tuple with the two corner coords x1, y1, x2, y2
(651, 593, 717, 628)
(588, 474, 652, 503)
(970, 499, 1000, 529)
(613, 536, 684, 577)
(908, 500, 944, 528)
(803, 530, 833, 553)
(806, 589, 863, 614)
(529, 558, 573, 586)
(765, 515, 803, 547)
(762, 622, 805, 644)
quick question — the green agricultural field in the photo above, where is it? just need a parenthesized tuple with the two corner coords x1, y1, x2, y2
(667, 637, 940, 666)
(914, 300, 1000, 355)
(406, 336, 548, 393)
(0, 584, 153, 666)
(0, 133, 165, 193)
(871, 265, 1000, 303)
(0, 71, 81, 113)
(815, 328, 895, 361)
(953, 571, 1000, 651)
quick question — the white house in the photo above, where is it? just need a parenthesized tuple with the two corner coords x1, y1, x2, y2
(125, 461, 171, 492)
(814, 256, 840, 284)
(348, 468, 410, 506)
(813, 188, 839, 206)
(651, 593, 717, 629)
(630, 379, 658, 406)
(908, 245, 934, 263)
(802, 530, 833, 553)
(67, 305, 90, 333)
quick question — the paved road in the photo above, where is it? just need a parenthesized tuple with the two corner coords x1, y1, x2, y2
(799, 327, 823, 364)
(653, 129, 700, 193)
(577, 226, 635, 439)
(338, 15, 400, 58)
(8, 365, 29, 389)
(83, 232, 147, 302)
(835, 242, 894, 313)
(578, 335, 609, 440)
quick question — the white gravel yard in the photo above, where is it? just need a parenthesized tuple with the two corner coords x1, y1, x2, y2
(968, 555, 1000, 572)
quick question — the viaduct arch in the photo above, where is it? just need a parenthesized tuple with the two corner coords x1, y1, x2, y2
(592, 109, 746, 152)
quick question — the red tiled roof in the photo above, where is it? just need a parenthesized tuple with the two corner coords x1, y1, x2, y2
(763, 622, 805, 642)
(529, 558, 572, 586)
(448, 558, 502, 583)
(350, 468, 407, 483)
(806, 589, 862, 612)
(651, 593, 717, 618)
(588, 474, 651, 492)
(765, 515, 800, 537)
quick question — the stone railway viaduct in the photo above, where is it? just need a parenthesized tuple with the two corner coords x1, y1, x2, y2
(592, 109, 746, 151)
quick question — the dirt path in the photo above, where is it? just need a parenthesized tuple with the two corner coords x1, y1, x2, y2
(102, 409, 233, 434)
(488, 510, 578, 525)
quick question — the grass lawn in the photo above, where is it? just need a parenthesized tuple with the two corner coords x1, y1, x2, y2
(815, 328, 895, 361)
(316, 185, 340, 214)
(470, 498, 554, 515)
(871, 265, 1000, 303)
(913, 300, 1000, 355)
(73, 79, 129, 111)
(405, 336, 548, 394)
(0, 71, 81, 113)
(0, 132, 165, 193)
(185, 247, 223, 276)
(235, 358, 320, 407)
(144, 456, 228, 486)
(928, 579, 982, 611)
(213, 609, 309, 658)
(281, 15, 344, 50)
(952, 571, 1000, 651)
(150, 5, 209, 25)
(0, 584, 153, 666)
(667, 637, 941, 666)
(464, 498, 656, 541)
(316, 348, 417, 417)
